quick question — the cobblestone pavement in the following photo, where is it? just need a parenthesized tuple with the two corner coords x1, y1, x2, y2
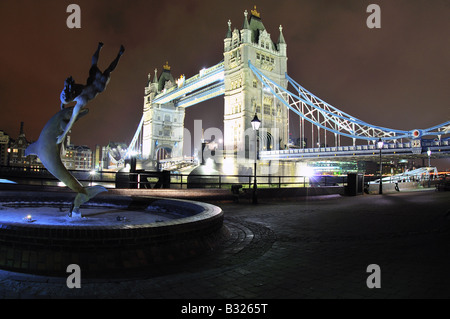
(0, 189, 449, 299)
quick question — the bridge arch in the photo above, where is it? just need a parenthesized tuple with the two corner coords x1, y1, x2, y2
(155, 146, 172, 161)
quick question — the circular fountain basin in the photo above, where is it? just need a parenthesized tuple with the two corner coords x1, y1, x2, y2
(0, 196, 225, 277)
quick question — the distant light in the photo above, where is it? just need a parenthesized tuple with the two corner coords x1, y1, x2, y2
(427, 148, 431, 157)
(24, 215, 34, 223)
(412, 130, 421, 138)
(176, 74, 185, 88)
(222, 158, 235, 175)
(202, 158, 217, 174)
(377, 138, 384, 150)
(206, 158, 214, 168)
(90, 170, 96, 176)
(298, 166, 315, 177)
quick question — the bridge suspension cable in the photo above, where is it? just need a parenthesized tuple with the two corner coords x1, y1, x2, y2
(249, 61, 450, 143)
(124, 115, 144, 160)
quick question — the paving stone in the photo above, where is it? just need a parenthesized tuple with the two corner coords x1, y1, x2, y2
(0, 189, 449, 298)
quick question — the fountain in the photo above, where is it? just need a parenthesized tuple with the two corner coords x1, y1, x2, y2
(0, 43, 226, 277)
(0, 192, 226, 277)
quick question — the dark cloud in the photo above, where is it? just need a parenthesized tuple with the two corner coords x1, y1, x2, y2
(0, 0, 448, 168)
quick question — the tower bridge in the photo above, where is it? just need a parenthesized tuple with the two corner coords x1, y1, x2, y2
(125, 6, 450, 170)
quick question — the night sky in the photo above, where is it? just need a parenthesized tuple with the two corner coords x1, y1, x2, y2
(0, 0, 449, 167)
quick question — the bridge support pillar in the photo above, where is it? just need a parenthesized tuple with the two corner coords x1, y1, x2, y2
(142, 64, 185, 162)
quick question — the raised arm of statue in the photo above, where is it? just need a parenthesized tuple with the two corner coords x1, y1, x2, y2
(57, 42, 125, 144)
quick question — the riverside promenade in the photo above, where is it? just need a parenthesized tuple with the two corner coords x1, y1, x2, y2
(0, 187, 449, 299)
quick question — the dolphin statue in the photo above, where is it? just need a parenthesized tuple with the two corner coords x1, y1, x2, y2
(25, 106, 107, 217)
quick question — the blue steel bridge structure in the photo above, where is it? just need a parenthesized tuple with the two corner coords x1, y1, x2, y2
(124, 8, 450, 167)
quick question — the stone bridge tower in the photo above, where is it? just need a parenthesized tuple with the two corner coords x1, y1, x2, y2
(223, 6, 289, 153)
(142, 62, 185, 162)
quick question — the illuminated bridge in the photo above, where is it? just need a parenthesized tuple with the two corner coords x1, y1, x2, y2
(125, 6, 450, 168)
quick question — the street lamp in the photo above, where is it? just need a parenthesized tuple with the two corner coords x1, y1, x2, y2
(377, 138, 384, 195)
(251, 114, 261, 204)
(427, 148, 432, 187)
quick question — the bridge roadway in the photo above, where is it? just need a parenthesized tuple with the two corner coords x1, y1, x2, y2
(260, 139, 450, 161)
(151, 62, 224, 106)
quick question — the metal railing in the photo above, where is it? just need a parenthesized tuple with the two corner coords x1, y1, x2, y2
(1, 165, 348, 190)
(4, 165, 446, 191)
(131, 173, 347, 190)
(0, 166, 116, 188)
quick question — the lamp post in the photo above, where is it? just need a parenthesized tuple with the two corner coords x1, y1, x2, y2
(251, 114, 261, 204)
(377, 138, 384, 195)
(427, 148, 432, 187)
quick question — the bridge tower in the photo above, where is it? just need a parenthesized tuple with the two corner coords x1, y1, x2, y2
(223, 6, 289, 153)
(142, 62, 185, 162)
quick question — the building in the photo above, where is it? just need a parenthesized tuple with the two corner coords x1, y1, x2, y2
(61, 136, 93, 170)
(0, 122, 42, 169)
(223, 6, 289, 153)
(8, 122, 29, 167)
(0, 131, 10, 166)
(93, 145, 102, 170)
(62, 145, 93, 170)
(8, 122, 41, 168)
